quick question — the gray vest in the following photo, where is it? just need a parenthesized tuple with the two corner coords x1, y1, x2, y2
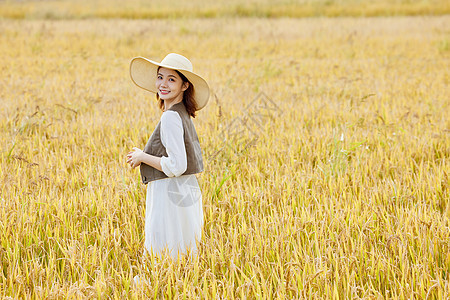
(140, 101, 204, 184)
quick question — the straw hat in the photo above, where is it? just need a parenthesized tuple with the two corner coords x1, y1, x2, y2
(130, 53, 210, 110)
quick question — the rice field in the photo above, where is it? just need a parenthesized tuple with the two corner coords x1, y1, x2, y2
(1, 0, 449, 19)
(0, 3, 449, 299)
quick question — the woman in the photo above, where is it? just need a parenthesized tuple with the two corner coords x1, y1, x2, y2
(126, 53, 209, 265)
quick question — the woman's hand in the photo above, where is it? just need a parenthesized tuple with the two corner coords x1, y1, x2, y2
(126, 147, 144, 169)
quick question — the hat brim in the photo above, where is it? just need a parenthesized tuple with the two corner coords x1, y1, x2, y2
(130, 56, 210, 111)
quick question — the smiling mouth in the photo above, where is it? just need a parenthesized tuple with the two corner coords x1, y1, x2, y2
(159, 90, 170, 95)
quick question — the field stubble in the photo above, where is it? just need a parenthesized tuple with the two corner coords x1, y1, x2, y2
(0, 16, 449, 298)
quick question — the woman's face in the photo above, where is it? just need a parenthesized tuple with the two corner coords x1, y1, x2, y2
(156, 67, 188, 102)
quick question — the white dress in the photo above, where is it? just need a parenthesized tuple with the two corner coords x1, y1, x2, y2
(143, 110, 203, 259)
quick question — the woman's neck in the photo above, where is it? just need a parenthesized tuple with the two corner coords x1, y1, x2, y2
(164, 99, 183, 112)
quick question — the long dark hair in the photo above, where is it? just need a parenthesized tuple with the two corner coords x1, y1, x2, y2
(156, 67, 198, 118)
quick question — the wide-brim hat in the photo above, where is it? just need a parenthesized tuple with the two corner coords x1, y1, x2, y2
(130, 53, 210, 110)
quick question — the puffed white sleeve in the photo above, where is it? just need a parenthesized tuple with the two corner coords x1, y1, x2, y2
(160, 110, 187, 177)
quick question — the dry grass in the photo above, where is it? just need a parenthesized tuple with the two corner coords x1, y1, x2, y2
(0, 0, 449, 19)
(0, 14, 449, 299)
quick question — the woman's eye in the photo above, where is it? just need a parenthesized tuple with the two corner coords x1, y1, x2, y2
(169, 78, 175, 82)
(157, 76, 162, 79)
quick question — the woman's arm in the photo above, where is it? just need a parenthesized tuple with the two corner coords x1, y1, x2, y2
(126, 147, 163, 172)
(159, 111, 187, 177)
(126, 111, 185, 175)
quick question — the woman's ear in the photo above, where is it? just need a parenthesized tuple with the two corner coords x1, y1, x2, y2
(182, 81, 189, 92)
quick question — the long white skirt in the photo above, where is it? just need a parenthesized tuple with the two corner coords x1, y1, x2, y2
(144, 174, 203, 259)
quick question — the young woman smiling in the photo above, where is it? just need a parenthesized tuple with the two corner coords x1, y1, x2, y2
(127, 53, 209, 282)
